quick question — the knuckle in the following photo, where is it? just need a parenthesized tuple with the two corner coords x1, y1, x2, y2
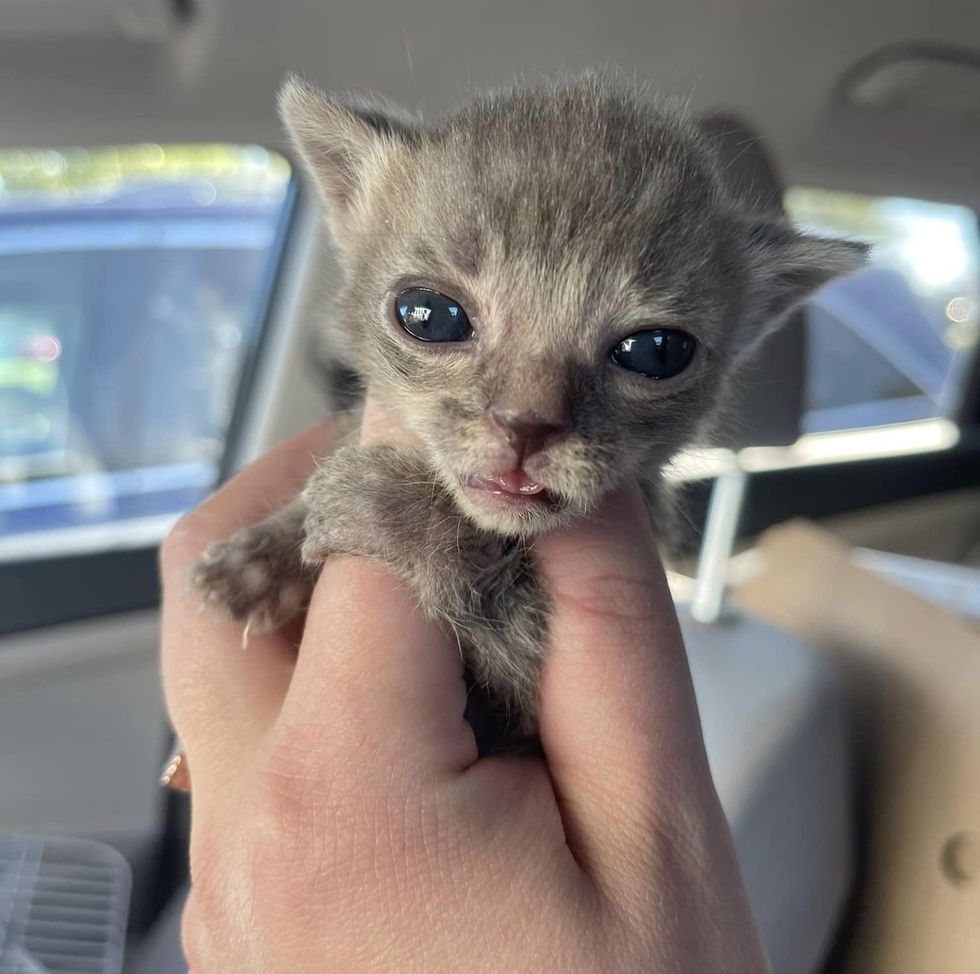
(248, 735, 428, 907)
(556, 569, 659, 637)
(251, 738, 334, 865)
(245, 773, 337, 917)
(245, 817, 313, 916)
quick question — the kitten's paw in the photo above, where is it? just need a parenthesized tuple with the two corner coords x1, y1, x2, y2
(192, 523, 314, 633)
(300, 445, 433, 566)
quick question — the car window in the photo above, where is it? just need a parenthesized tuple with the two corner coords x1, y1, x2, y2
(0, 145, 293, 559)
(785, 188, 979, 434)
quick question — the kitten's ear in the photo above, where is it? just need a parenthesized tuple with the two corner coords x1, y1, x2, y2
(278, 75, 417, 243)
(740, 218, 869, 332)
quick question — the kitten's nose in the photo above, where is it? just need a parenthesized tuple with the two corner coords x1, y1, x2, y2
(489, 408, 569, 464)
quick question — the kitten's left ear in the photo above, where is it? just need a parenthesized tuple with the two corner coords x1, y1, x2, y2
(739, 218, 870, 333)
(278, 75, 417, 245)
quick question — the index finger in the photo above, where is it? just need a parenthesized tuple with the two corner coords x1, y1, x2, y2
(274, 553, 478, 776)
(160, 422, 334, 779)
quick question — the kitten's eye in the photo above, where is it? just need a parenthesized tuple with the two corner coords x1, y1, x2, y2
(395, 288, 473, 343)
(611, 329, 696, 379)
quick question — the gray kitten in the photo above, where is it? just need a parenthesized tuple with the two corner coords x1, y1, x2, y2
(194, 73, 866, 749)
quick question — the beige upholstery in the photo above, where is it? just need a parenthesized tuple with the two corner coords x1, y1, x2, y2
(734, 522, 980, 974)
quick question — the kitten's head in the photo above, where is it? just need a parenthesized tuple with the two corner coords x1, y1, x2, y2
(280, 74, 867, 537)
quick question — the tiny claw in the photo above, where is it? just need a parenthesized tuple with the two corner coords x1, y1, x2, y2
(242, 618, 252, 651)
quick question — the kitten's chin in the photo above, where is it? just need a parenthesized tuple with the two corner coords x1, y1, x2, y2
(451, 480, 577, 537)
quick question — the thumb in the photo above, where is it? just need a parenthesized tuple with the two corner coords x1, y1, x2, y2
(534, 488, 727, 897)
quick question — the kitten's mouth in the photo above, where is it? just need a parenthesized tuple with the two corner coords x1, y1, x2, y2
(461, 470, 555, 509)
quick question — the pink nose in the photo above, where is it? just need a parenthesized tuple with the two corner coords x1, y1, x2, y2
(489, 409, 569, 464)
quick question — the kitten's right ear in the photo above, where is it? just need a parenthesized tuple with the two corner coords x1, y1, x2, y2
(278, 75, 417, 242)
(737, 217, 870, 334)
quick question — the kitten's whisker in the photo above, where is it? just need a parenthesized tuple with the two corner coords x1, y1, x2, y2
(401, 26, 415, 78)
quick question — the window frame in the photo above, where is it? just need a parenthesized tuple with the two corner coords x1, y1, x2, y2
(0, 164, 300, 636)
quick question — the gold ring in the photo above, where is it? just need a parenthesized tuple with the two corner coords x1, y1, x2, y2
(160, 744, 191, 792)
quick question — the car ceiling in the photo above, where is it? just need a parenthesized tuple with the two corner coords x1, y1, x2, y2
(2, 0, 980, 207)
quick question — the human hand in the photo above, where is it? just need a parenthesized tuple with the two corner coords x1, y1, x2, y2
(160, 417, 769, 973)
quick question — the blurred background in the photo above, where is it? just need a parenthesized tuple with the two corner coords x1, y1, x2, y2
(0, 2, 978, 973)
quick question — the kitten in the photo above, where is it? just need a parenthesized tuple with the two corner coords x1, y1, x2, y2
(193, 73, 867, 750)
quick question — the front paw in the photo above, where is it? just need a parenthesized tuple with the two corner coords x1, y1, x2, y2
(299, 445, 443, 566)
(192, 523, 313, 632)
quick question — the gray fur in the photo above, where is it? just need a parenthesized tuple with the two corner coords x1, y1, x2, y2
(193, 72, 867, 745)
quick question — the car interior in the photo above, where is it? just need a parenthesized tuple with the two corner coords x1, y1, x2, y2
(1, 2, 979, 972)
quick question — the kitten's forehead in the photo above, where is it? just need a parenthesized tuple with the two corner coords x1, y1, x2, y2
(376, 81, 729, 335)
(447, 88, 712, 231)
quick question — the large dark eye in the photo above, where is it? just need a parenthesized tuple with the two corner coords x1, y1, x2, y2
(395, 288, 473, 343)
(611, 329, 696, 379)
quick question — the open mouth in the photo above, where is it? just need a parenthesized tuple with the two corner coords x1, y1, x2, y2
(461, 470, 556, 511)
